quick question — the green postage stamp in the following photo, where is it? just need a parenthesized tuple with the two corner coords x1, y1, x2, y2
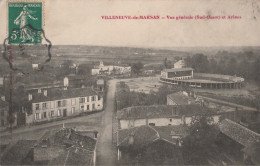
(8, 1, 42, 44)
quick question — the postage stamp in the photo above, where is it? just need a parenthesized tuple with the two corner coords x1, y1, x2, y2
(8, 2, 42, 44)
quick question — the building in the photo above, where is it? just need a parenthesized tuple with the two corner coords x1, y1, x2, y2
(34, 127, 97, 166)
(117, 105, 221, 129)
(0, 97, 17, 130)
(91, 61, 131, 76)
(116, 125, 187, 164)
(161, 68, 194, 81)
(25, 88, 103, 124)
(32, 64, 39, 70)
(64, 74, 86, 89)
(174, 60, 186, 69)
(0, 140, 37, 165)
(218, 119, 260, 165)
(167, 91, 196, 105)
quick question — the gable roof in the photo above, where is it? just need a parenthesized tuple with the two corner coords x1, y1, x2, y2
(117, 125, 188, 148)
(219, 119, 260, 147)
(117, 104, 202, 120)
(29, 88, 97, 103)
(167, 91, 196, 105)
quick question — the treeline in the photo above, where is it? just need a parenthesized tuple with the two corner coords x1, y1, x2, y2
(184, 52, 260, 82)
(115, 82, 190, 110)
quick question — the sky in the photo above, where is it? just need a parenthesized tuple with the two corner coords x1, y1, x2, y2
(0, 0, 260, 47)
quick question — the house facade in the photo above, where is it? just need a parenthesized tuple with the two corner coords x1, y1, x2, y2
(117, 105, 221, 129)
(26, 88, 103, 124)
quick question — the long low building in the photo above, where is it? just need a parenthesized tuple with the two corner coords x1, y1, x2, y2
(117, 105, 223, 129)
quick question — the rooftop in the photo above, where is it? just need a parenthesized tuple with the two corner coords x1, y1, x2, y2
(219, 119, 260, 147)
(29, 87, 97, 103)
(164, 68, 193, 72)
(167, 91, 196, 105)
(117, 104, 202, 120)
(117, 125, 188, 148)
(36, 128, 97, 165)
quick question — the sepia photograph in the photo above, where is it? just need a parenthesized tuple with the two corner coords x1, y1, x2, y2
(0, 0, 260, 165)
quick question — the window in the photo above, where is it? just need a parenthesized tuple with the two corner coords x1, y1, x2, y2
(42, 103, 47, 110)
(50, 102, 54, 109)
(57, 101, 62, 107)
(92, 104, 95, 110)
(62, 100, 67, 107)
(35, 104, 40, 110)
(43, 112, 47, 118)
(35, 113, 40, 120)
(80, 106, 84, 111)
(170, 119, 172, 122)
(87, 105, 89, 110)
(91, 96, 95, 101)
(71, 98, 76, 105)
(98, 95, 101, 100)
(50, 111, 54, 117)
(87, 97, 89, 102)
(71, 107, 75, 114)
(80, 98, 85, 103)
(57, 109, 61, 116)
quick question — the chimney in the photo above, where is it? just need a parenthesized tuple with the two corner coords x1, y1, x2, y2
(38, 88, 41, 94)
(43, 89, 47, 96)
(28, 93, 32, 101)
(1, 95, 5, 101)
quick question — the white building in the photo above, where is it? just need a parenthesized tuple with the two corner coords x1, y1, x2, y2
(174, 60, 186, 69)
(117, 105, 221, 129)
(26, 88, 103, 124)
(91, 61, 131, 76)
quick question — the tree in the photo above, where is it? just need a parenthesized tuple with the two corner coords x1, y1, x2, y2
(131, 62, 144, 75)
(182, 109, 219, 165)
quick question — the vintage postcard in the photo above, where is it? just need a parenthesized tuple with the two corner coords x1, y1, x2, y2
(0, 0, 260, 165)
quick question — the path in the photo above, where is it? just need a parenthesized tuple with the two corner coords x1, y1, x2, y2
(96, 80, 117, 166)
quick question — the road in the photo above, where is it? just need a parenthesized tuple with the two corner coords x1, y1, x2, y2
(96, 80, 117, 166)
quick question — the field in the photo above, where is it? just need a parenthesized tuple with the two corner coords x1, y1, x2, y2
(119, 76, 162, 93)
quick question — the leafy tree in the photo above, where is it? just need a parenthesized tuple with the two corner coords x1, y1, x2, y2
(131, 62, 144, 75)
(182, 110, 219, 165)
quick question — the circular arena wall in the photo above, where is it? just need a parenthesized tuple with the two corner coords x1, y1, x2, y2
(160, 73, 244, 89)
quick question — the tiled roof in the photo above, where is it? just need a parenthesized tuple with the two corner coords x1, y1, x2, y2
(29, 88, 97, 103)
(164, 68, 193, 72)
(167, 91, 196, 105)
(1, 140, 37, 165)
(219, 119, 260, 147)
(36, 128, 96, 165)
(117, 104, 202, 120)
(53, 128, 97, 151)
(117, 125, 188, 148)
